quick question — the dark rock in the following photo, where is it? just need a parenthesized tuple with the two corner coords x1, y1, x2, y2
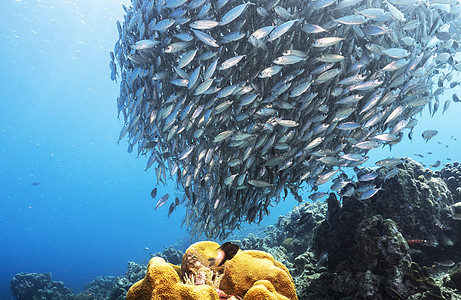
(448, 263, 461, 291)
(162, 246, 183, 265)
(10, 272, 72, 300)
(447, 176, 457, 190)
(10, 273, 52, 300)
(70, 292, 94, 300)
(282, 237, 295, 253)
(83, 276, 116, 299)
(108, 262, 146, 300)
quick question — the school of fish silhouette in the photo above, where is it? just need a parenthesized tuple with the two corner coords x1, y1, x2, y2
(111, 0, 461, 239)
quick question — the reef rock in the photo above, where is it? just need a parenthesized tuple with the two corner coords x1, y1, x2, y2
(10, 272, 73, 300)
(152, 246, 184, 266)
(109, 261, 147, 300)
(438, 161, 461, 199)
(84, 276, 117, 299)
(315, 159, 459, 261)
(307, 158, 461, 298)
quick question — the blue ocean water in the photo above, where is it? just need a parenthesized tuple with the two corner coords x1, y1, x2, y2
(0, 0, 460, 299)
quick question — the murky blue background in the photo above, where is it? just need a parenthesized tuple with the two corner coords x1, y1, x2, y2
(0, 0, 460, 298)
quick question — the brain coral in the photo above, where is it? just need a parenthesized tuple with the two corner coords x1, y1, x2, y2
(126, 242, 298, 300)
(219, 250, 298, 300)
(126, 257, 219, 300)
(244, 280, 292, 300)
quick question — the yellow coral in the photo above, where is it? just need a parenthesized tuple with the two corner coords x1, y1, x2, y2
(244, 280, 290, 300)
(126, 257, 219, 300)
(219, 250, 298, 300)
(126, 243, 297, 300)
(180, 241, 232, 287)
(180, 241, 224, 276)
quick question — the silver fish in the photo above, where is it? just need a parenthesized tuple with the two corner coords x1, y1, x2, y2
(192, 29, 219, 47)
(155, 194, 169, 209)
(112, 0, 461, 239)
(219, 55, 246, 70)
(220, 2, 254, 26)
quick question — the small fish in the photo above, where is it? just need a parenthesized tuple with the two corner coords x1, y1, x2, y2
(384, 168, 399, 181)
(407, 239, 429, 246)
(422, 130, 438, 142)
(219, 55, 246, 70)
(150, 187, 157, 199)
(144, 247, 150, 250)
(354, 140, 380, 150)
(273, 55, 305, 65)
(435, 260, 456, 267)
(179, 145, 195, 160)
(189, 20, 220, 30)
(375, 158, 405, 168)
(430, 160, 441, 168)
(208, 242, 239, 267)
(164, 42, 190, 53)
(214, 130, 234, 142)
(155, 194, 169, 209)
(359, 8, 386, 18)
(336, 15, 368, 25)
(337, 122, 360, 130)
(152, 19, 175, 31)
(383, 48, 410, 58)
(387, 1, 406, 22)
(219, 3, 254, 26)
(258, 65, 283, 78)
(192, 29, 219, 47)
(341, 186, 355, 197)
(248, 179, 272, 187)
(267, 19, 299, 41)
(358, 172, 378, 182)
(442, 100, 451, 114)
(312, 37, 345, 48)
(316, 169, 339, 186)
(358, 187, 382, 200)
(309, 192, 328, 200)
(302, 23, 327, 34)
(363, 25, 389, 36)
(168, 202, 175, 217)
(131, 40, 160, 50)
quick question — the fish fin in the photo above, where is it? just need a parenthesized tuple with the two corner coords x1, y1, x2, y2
(217, 260, 226, 267)
(208, 258, 216, 267)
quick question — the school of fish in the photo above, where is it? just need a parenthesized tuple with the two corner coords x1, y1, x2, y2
(111, 0, 461, 239)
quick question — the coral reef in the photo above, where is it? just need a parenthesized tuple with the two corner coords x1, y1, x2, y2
(230, 158, 461, 299)
(10, 272, 73, 300)
(180, 241, 226, 285)
(126, 257, 219, 300)
(152, 246, 184, 266)
(109, 262, 147, 300)
(84, 276, 117, 299)
(219, 250, 298, 300)
(305, 159, 461, 299)
(438, 162, 461, 198)
(126, 242, 297, 300)
(10, 159, 461, 299)
(245, 280, 291, 300)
